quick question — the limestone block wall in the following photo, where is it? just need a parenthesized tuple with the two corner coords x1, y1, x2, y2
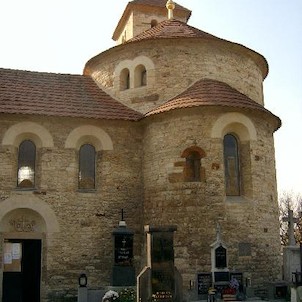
(116, 12, 134, 45)
(114, 8, 189, 44)
(0, 114, 144, 300)
(142, 107, 281, 292)
(85, 38, 265, 114)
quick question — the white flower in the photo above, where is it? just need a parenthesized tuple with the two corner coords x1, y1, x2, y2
(102, 290, 119, 302)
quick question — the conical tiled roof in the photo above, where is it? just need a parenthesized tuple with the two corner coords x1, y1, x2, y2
(145, 78, 281, 129)
(0, 68, 143, 121)
(128, 19, 220, 42)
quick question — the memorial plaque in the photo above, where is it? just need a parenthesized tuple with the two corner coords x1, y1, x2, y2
(197, 273, 212, 295)
(215, 245, 227, 268)
(214, 271, 229, 283)
(112, 219, 135, 286)
(114, 234, 133, 266)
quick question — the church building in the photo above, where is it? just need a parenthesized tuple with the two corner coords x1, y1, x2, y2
(0, 0, 282, 301)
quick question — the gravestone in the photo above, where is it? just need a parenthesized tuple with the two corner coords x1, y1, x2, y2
(210, 223, 229, 285)
(197, 273, 212, 296)
(112, 217, 135, 286)
(282, 209, 298, 246)
(282, 209, 301, 283)
(137, 225, 182, 302)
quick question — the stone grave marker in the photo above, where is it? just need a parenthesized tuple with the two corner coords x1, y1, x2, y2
(112, 214, 135, 286)
(282, 209, 301, 283)
(137, 225, 182, 302)
(197, 273, 212, 296)
(282, 209, 298, 246)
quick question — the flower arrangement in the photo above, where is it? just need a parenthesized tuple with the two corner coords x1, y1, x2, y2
(118, 288, 136, 302)
(229, 277, 239, 291)
(102, 288, 136, 302)
(102, 290, 119, 302)
(222, 277, 239, 295)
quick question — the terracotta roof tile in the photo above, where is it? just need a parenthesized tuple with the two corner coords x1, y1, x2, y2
(112, 1, 191, 41)
(128, 19, 220, 42)
(145, 78, 281, 128)
(0, 68, 143, 121)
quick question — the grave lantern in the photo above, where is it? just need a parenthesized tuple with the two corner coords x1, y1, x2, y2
(78, 273, 87, 287)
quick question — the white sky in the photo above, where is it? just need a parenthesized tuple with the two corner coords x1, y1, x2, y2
(0, 0, 301, 196)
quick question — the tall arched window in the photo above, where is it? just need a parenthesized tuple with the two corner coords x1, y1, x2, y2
(134, 64, 147, 87)
(79, 144, 96, 190)
(120, 68, 130, 90)
(17, 140, 36, 188)
(223, 134, 240, 196)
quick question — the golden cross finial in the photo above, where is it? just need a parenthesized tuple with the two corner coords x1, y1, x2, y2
(166, 0, 175, 20)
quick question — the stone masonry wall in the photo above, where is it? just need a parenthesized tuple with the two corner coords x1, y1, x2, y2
(142, 107, 281, 293)
(86, 38, 264, 114)
(0, 114, 144, 301)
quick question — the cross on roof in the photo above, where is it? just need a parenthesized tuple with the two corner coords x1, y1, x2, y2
(282, 209, 299, 246)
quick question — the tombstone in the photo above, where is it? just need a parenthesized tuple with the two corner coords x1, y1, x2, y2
(210, 223, 229, 286)
(282, 209, 299, 246)
(197, 273, 212, 299)
(282, 209, 300, 282)
(137, 225, 183, 302)
(112, 214, 135, 286)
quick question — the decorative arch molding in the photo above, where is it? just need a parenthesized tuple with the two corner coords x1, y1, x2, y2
(0, 194, 60, 233)
(114, 55, 155, 90)
(2, 122, 54, 148)
(211, 112, 257, 141)
(132, 55, 155, 71)
(65, 125, 113, 151)
(181, 146, 206, 158)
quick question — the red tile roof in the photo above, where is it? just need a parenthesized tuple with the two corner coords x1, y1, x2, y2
(128, 19, 219, 42)
(125, 19, 268, 79)
(0, 68, 143, 121)
(145, 78, 281, 128)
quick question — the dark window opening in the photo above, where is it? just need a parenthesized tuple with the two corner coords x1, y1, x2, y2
(79, 144, 96, 190)
(134, 64, 147, 87)
(224, 134, 240, 196)
(141, 69, 147, 86)
(120, 68, 130, 90)
(181, 146, 205, 182)
(185, 151, 201, 182)
(17, 140, 36, 188)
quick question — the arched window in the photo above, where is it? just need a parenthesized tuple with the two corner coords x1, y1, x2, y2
(134, 64, 147, 87)
(185, 151, 201, 182)
(17, 140, 36, 188)
(181, 146, 205, 182)
(223, 134, 240, 196)
(120, 68, 130, 90)
(79, 144, 96, 190)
